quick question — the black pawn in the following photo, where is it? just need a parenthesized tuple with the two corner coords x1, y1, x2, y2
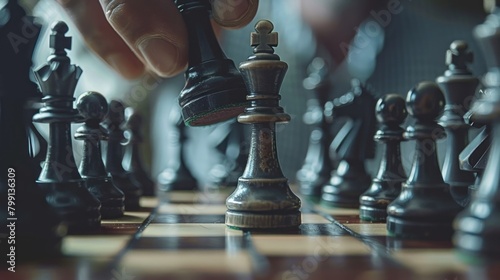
(175, 0, 248, 126)
(105, 100, 142, 210)
(297, 57, 334, 200)
(437, 40, 479, 207)
(386, 82, 462, 239)
(123, 110, 156, 196)
(454, 3, 500, 258)
(360, 94, 407, 221)
(157, 106, 198, 192)
(320, 79, 377, 208)
(33, 21, 101, 232)
(0, 1, 65, 260)
(225, 20, 301, 229)
(76, 92, 125, 219)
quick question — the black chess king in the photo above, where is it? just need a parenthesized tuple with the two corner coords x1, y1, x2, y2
(225, 20, 301, 229)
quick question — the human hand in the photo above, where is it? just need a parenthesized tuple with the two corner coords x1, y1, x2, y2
(56, 0, 258, 79)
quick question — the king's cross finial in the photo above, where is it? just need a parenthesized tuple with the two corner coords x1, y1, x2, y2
(49, 21, 72, 57)
(251, 20, 278, 54)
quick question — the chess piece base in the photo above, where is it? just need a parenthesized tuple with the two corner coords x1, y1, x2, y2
(226, 178, 301, 229)
(454, 202, 500, 258)
(386, 216, 455, 239)
(359, 179, 403, 222)
(40, 181, 101, 233)
(225, 210, 301, 229)
(387, 183, 462, 239)
(298, 173, 330, 201)
(111, 174, 142, 211)
(85, 177, 125, 219)
(321, 172, 371, 209)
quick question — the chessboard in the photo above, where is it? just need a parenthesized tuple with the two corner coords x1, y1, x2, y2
(2, 188, 498, 280)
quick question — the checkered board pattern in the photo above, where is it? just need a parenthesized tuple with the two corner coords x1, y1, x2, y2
(3, 188, 490, 280)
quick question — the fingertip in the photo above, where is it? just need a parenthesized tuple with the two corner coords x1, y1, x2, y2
(211, 0, 258, 29)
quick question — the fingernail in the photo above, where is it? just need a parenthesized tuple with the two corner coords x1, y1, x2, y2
(107, 53, 145, 79)
(138, 37, 179, 77)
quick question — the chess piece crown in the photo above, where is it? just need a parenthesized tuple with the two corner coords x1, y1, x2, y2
(33, 21, 82, 122)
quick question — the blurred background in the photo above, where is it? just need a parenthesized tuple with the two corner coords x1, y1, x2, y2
(13, 0, 488, 188)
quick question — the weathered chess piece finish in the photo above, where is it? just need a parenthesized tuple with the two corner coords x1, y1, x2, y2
(76, 92, 125, 219)
(33, 21, 101, 232)
(297, 57, 334, 200)
(123, 110, 156, 196)
(225, 20, 301, 229)
(105, 100, 142, 210)
(0, 2, 66, 260)
(386, 82, 462, 239)
(437, 40, 479, 207)
(454, 3, 500, 257)
(321, 79, 377, 208)
(360, 94, 407, 221)
(157, 105, 198, 192)
(175, 0, 248, 126)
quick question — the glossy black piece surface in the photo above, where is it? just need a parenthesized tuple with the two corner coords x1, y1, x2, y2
(454, 6, 500, 257)
(386, 82, 461, 239)
(175, 0, 248, 126)
(437, 40, 478, 207)
(360, 94, 407, 221)
(76, 92, 125, 219)
(33, 21, 101, 232)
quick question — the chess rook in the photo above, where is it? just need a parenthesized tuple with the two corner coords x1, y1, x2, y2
(123, 110, 156, 196)
(321, 80, 377, 208)
(360, 94, 407, 222)
(437, 40, 478, 207)
(76, 92, 125, 219)
(105, 100, 142, 210)
(454, 3, 500, 257)
(175, 0, 248, 126)
(225, 20, 301, 229)
(33, 21, 101, 232)
(297, 57, 334, 200)
(386, 82, 462, 239)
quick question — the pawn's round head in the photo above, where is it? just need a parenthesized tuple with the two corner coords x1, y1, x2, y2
(76, 91, 108, 121)
(406, 82, 445, 122)
(107, 100, 126, 124)
(376, 94, 407, 125)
